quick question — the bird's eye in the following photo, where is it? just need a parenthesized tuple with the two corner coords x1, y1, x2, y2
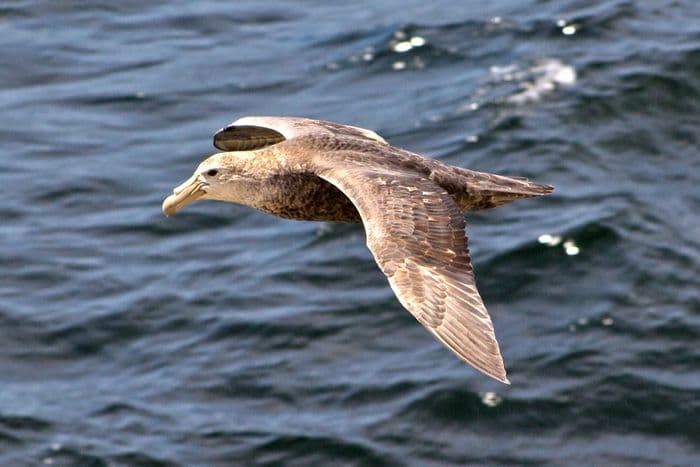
(206, 169, 219, 177)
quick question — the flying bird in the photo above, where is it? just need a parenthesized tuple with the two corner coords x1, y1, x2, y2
(163, 116, 553, 384)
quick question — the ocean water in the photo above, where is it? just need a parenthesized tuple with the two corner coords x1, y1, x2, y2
(2, 1, 699, 465)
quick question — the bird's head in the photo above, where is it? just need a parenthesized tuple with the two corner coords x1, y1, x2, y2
(162, 152, 253, 216)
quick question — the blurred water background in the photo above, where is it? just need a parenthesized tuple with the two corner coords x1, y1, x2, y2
(1, 0, 699, 465)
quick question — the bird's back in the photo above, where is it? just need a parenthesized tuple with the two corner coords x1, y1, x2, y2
(270, 134, 553, 218)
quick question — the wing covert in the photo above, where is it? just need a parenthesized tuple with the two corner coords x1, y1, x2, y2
(316, 162, 509, 383)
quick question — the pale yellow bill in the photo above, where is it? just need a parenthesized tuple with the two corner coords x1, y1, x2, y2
(162, 174, 205, 216)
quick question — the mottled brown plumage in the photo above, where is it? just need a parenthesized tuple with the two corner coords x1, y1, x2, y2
(163, 116, 553, 384)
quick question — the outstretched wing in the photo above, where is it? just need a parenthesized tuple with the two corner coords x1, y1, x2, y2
(315, 161, 509, 383)
(213, 116, 387, 152)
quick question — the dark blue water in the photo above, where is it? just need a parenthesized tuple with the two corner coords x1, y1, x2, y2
(2, 1, 699, 465)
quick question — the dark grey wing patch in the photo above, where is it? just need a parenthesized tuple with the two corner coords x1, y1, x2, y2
(213, 125, 286, 151)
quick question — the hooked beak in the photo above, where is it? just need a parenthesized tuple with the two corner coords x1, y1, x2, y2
(162, 173, 207, 216)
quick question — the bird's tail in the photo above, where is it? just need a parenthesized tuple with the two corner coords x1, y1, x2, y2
(431, 166, 554, 212)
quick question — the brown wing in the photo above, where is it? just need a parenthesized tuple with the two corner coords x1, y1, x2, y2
(316, 163, 509, 384)
(213, 116, 387, 152)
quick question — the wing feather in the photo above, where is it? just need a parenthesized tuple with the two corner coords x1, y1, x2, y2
(315, 162, 509, 384)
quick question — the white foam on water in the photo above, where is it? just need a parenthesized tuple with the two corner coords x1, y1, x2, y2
(505, 58, 577, 104)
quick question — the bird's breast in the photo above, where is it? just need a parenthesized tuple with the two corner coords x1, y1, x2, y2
(257, 173, 361, 223)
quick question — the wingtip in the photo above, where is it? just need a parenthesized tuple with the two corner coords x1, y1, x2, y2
(490, 370, 510, 385)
